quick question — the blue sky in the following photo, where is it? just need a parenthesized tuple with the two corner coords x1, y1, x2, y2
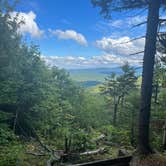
(13, 0, 148, 69)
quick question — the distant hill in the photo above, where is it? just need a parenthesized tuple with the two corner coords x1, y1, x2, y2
(68, 67, 123, 81)
(68, 67, 142, 88)
(78, 80, 102, 88)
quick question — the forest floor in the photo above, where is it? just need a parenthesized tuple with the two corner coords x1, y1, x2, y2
(1, 139, 166, 165)
(130, 154, 166, 166)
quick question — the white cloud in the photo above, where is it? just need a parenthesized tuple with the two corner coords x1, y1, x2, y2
(41, 35, 145, 69)
(127, 15, 146, 26)
(41, 52, 143, 69)
(10, 11, 44, 38)
(94, 15, 146, 36)
(41, 55, 87, 69)
(95, 36, 145, 56)
(49, 29, 88, 46)
(110, 20, 123, 28)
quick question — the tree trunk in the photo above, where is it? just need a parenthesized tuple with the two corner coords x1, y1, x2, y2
(154, 82, 159, 104)
(130, 109, 135, 147)
(113, 103, 118, 126)
(13, 109, 18, 133)
(113, 96, 121, 126)
(138, 0, 160, 154)
(163, 120, 166, 150)
(64, 136, 69, 153)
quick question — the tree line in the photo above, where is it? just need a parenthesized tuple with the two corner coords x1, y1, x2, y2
(0, 0, 166, 165)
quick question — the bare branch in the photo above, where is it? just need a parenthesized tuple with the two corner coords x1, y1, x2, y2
(127, 7, 148, 18)
(159, 18, 166, 26)
(128, 51, 144, 56)
(131, 21, 147, 28)
(115, 36, 145, 45)
(159, 19, 166, 23)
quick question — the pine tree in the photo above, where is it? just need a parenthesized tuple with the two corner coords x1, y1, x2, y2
(91, 0, 166, 154)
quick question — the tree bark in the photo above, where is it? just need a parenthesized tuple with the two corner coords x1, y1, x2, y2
(113, 103, 118, 126)
(130, 109, 135, 147)
(113, 96, 121, 126)
(163, 120, 166, 150)
(13, 109, 18, 133)
(138, 0, 160, 154)
(154, 82, 159, 104)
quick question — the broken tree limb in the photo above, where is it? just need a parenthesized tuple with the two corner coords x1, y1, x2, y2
(114, 36, 145, 45)
(31, 128, 61, 166)
(80, 148, 107, 156)
(131, 21, 147, 28)
(128, 51, 144, 56)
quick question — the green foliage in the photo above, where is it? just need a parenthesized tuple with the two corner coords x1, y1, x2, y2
(0, 0, 166, 164)
(0, 125, 16, 145)
(0, 143, 23, 166)
(100, 63, 137, 126)
(101, 125, 130, 146)
(71, 130, 93, 152)
(0, 125, 23, 166)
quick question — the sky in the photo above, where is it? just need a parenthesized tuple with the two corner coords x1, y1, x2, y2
(13, 0, 149, 69)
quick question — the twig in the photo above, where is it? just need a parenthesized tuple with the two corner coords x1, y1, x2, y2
(131, 21, 147, 28)
(128, 51, 144, 56)
(114, 36, 145, 45)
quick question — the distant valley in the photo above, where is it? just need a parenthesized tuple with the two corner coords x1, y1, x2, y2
(68, 67, 142, 88)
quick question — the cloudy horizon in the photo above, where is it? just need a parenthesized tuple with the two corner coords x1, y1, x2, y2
(13, 0, 151, 69)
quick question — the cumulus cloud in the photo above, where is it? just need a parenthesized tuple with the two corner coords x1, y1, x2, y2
(95, 36, 145, 56)
(41, 52, 143, 69)
(41, 55, 87, 69)
(49, 29, 88, 46)
(10, 11, 44, 38)
(41, 35, 145, 69)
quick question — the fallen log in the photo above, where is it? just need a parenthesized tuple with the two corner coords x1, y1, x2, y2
(80, 147, 107, 156)
(61, 148, 108, 162)
(31, 128, 61, 166)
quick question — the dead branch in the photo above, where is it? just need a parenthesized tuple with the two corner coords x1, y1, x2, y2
(127, 8, 148, 18)
(80, 148, 107, 156)
(109, 35, 145, 48)
(115, 31, 166, 46)
(115, 36, 145, 45)
(31, 128, 60, 166)
(131, 21, 147, 28)
(159, 18, 166, 25)
(31, 128, 52, 153)
(128, 51, 144, 56)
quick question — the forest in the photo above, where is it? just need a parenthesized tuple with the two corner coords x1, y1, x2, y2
(0, 0, 166, 166)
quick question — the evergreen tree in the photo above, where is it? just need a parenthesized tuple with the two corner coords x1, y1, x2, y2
(101, 63, 137, 126)
(91, 0, 166, 154)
